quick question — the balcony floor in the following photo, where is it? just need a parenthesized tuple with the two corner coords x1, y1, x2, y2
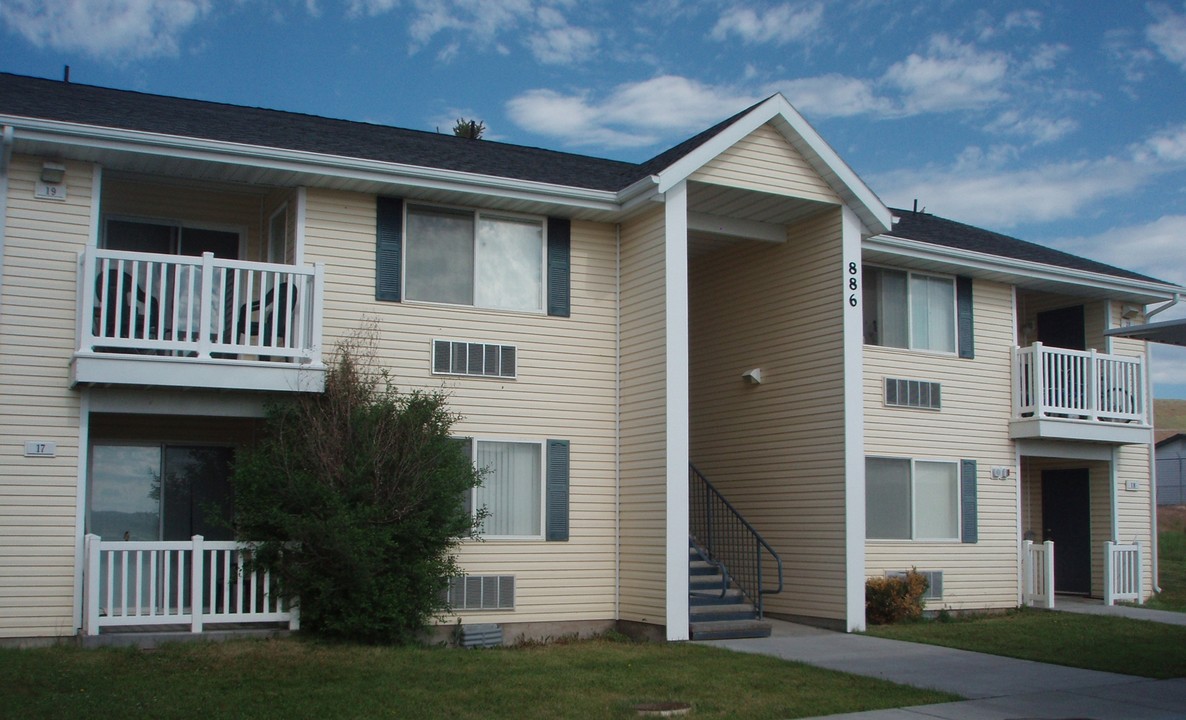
(71, 352, 325, 393)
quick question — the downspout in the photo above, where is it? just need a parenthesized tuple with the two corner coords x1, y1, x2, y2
(614, 222, 621, 623)
(0, 125, 14, 319)
(1146, 293, 1180, 320)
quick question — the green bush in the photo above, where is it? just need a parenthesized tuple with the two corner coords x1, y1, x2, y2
(865, 571, 929, 625)
(232, 337, 481, 644)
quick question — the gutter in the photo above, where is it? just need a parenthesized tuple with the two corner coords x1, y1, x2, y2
(1147, 293, 1181, 320)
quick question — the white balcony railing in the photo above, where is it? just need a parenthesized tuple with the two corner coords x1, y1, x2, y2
(1022, 539, 1055, 609)
(1013, 343, 1147, 424)
(77, 247, 323, 364)
(83, 534, 298, 635)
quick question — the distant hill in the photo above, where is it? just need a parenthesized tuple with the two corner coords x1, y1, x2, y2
(1155, 399, 1186, 444)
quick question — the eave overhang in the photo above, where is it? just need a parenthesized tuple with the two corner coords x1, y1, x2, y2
(865, 233, 1185, 305)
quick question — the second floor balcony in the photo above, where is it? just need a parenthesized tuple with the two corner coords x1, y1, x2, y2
(71, 247, 326, 393)
(1010, 343, 1150, 444)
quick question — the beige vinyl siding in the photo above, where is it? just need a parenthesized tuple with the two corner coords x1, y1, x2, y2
(302, 189, 619, 625)
(0, 156, 92, 638)
(617, 205, 669, 626)
(691, 123, 840, 204)
(102, 176, 266, 260)
(864, 278, 1020, 610)
(689, 208, 848, 622)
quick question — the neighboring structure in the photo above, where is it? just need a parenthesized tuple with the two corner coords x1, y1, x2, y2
(1156, 433, 1186, 506)
(0, 71, 1179, 645)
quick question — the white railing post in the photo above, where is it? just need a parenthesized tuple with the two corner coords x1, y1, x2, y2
(1105, 540, 1115, 605)
(1032, 342, 1046, 417)
(1087, 349, 1099, 420)
(190, 535, 204, 633)
(1022, 539, 1033, 601)
(83, 533, 101, 636)
(196, 253, 215, 358)
(78, 250, 98, 353)
(1041, 540, 1055, 609)
(1136, 541, 1144, 605)
(309, 262, 325, 366)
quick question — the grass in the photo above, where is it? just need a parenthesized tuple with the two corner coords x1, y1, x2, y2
(0, 636, 955, 720)
(1146, 505, 1186, 612)
(867, 609, 1186, 679)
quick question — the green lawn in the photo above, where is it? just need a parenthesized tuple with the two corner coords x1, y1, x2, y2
(867, 609, 1186, 679)
(0, 637, 955, 720)
(1147, 506, 1186, 612)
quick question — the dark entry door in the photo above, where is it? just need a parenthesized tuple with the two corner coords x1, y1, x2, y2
(1037, 305, 1085, 350)
(1041, 468, 1091, 594)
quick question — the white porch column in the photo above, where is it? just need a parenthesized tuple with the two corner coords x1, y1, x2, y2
(665, 180, 690, 641)
(841, 206, 867, 632)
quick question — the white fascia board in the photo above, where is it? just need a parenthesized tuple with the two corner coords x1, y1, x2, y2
(687, 212, 784, 243)
(5, 116, 622, 213)
(653, 95, 892, 235)
(866, 234, 1185, 302)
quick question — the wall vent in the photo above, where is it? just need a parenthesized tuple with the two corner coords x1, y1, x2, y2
(460, 623, 503, 648)
(888, 570, 943, 600)
(884, 378, 941, 410)
(445, 575, 515, 610)
(433, 340, 516, 379)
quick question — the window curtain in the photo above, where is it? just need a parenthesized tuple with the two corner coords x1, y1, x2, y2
(910, 274, 955, 352)
(914, 461, 959, 539)
(865, 457, 911, 539)
(876, 269, 909, 348)
(475, 441, 541, 536)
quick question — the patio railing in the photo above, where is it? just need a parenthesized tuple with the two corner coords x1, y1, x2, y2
(1013, 343, 1146, 424)
(1022, 539, 1055, 609)
(78, 247, 323, 363)
(1104, 540, 1143, 606)
(83, 534, 298, 635)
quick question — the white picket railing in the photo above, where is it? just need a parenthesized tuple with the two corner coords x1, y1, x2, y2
(1022, 539, 1055, 609)
(78, 247, 323, 363)
(1104, 541, 1143, 606)
(83, 534, 298, 635)
(1013, 343, 1146, 424)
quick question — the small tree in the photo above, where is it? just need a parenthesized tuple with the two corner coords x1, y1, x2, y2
(452, 117, 486, 139)
(232, 335, 481, 644)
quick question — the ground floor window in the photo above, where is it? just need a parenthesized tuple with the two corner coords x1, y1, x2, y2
(866, 457, 959, 540)
(87, 444, 234, 542)
(467, 440, 543, 539)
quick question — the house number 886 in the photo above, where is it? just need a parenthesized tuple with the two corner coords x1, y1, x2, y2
(847, 262, 858, 307)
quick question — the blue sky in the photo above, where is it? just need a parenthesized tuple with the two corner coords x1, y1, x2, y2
(3, 0, 1186, 395)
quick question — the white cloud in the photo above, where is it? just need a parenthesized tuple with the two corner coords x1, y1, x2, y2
(1003, 9, 1042, 31)
(526, 7, 597, 64)
(346, 0, 399, 17)
(1148, 3, 1186, 71)
(1133, 123, 1186, 162)
(0, 0, 210, 60)
(1151, 345, 1186, 398)
(871, 157, 1156, 229)
(883, 35, 1010, 114)
(407, 0, 534, 53)
(710, 2, 824, 45)
(1049, 215, 1186, 287)
(506, 76, 758, 148)
(766, 75, 892, 119)
(984, 111, 1077, 144)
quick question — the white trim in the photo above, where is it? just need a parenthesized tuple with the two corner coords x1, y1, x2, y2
(294, 187, 307, 266)
(1015, 439, 1115, 461)
(71, 389, 91, 634)
(70, 353, 326, 392)
(614, 222, 622, 621)
(653, 96, 892, 235)
(867, 234, 1184, 302)
(687, 211, 785, 243)
(0, 125, 12, 321)
(664, 181, 690, 641)
(1110, 446, 1120, 544)
(841, 205, 866, 632)
(6, 117, 624, 212)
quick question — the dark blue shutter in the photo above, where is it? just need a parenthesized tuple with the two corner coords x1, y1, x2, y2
(547, 218, 571, 317)
(957, 276, 974, 359)
(376, 197, 403, 302)
(545, 439, 570, 541)
(960, 459, 978, 544)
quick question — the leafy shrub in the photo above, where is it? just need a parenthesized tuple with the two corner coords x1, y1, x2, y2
(233, 336, 481, 644)
(865, 571, 929, 625)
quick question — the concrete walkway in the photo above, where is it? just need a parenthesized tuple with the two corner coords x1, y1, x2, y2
(1056, 594, 1186, 626)
(698, 613, 1186, 720)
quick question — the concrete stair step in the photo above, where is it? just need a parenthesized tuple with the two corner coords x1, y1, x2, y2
(689, 619, 772, 641)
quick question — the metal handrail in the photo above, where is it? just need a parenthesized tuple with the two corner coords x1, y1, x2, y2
(689, 463, 783, 617)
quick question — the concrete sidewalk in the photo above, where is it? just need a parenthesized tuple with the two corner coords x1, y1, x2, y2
(1056, 594, 1186, 626)
(699, 619, 1186, 719)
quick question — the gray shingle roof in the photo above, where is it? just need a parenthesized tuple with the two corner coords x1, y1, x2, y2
(885, 208, 1167, 285)
(0, 71, 710, 192)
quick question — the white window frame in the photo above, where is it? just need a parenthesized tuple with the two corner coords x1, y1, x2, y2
(402, 203, 548, 314)
(463, 437, 546, 541)
(866, 456, 961, 542)
(864, 266, 958, 355)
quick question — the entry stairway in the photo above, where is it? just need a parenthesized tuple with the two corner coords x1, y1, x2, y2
(688, 463, 783, 641)
(688, 540, 772, 640)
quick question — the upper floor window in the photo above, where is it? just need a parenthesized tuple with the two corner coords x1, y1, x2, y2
(405, 205, 544, 313)
(863, 268, 955, 353)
